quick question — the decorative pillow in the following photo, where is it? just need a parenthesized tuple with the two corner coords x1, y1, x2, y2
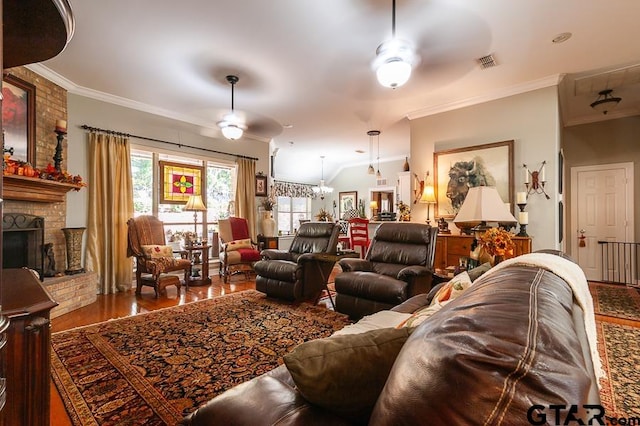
(467, 262, 492, 282)
(284, 327, 413, 422)
(226, 238, 253, 251)
(141, 244, 173, 258)
(398, 272, 473, 329)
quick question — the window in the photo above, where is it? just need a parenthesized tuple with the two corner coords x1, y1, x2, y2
(130, 148, 235, 244)
(276, 196, 311, 235)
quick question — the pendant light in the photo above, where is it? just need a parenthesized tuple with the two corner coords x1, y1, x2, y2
(375, 130, 382, 178)
(373, 0, 416, 89)
(218, 75, 246, 140)
(590, 89, 622, 115)
(367, 130, 378, 174)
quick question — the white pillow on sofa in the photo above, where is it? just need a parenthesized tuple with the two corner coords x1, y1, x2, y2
(333, 311, 412, 336)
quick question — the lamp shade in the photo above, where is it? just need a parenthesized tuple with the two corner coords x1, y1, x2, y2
(453, 186, 517, 228)
(376, 58, 412, 88)
(370, 200, 378, 209)
(184, 194, 207, 211)
(220, 123, 244, 140)
(419, 185, 436, 204)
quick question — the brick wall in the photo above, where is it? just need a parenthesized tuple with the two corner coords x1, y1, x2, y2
(3, 66, 70, 271)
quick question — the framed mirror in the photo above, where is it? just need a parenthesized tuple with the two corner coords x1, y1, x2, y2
(2, 73, 36, 164)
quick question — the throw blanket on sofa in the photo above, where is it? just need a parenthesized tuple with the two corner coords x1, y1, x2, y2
(481, 252, 603, 383)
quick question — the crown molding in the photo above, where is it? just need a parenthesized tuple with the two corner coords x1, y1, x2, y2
(406, 74, 564, 120)
(25, 64, 271, 143)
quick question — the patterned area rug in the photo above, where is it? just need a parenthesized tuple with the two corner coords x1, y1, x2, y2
(597, 320, 640, 419)
(590, 283, 640, 320)
(51, 290, 350, 425)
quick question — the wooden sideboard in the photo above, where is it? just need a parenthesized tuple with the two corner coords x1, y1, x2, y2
(434, 234, 532, 271)
(0, 269, 57, 426)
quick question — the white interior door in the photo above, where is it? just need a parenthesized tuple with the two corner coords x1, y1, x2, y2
(570, 163, 634, 281)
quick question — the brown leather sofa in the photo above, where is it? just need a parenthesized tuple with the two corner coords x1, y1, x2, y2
(335, 222, 438, 320)
(254, 221, 340, 302)
(182, 253, 600, 425)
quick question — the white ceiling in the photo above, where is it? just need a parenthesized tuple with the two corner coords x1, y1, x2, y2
(34, 0, 640, 183)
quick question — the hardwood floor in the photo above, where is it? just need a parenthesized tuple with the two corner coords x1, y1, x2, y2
(50, 272, 256, 425)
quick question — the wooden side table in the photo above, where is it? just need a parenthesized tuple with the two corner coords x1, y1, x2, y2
(182, 244, 212, 287)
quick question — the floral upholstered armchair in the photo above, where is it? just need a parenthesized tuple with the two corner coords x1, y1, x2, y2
(126, 215, 192, 294)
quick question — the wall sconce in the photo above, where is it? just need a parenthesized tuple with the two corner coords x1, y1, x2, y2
(523, 161, 550, 199)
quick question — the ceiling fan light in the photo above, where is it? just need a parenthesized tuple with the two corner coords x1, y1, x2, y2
(376, 58, 412, 88)
(220, 123, 244, 140)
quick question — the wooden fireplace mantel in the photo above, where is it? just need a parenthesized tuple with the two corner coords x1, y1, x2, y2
(2, 175, 83, 203)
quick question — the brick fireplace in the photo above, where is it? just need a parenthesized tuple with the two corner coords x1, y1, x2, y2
(2, 66, 97, 318)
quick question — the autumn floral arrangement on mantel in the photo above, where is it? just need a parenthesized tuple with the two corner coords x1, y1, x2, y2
(3, 155, 86, 189)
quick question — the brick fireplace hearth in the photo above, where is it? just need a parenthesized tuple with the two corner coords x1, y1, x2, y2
(2, 66, 97, 318)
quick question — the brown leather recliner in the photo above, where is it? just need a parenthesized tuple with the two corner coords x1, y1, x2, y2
(334, 222, 438, 320)
(254, 221, 340, 302)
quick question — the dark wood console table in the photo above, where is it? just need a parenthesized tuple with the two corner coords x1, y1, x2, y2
(0, 268, 57, 426)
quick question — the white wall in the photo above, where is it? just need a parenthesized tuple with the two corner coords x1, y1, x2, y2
(409, 86, 561, 251)
(65, 94, 270, 228)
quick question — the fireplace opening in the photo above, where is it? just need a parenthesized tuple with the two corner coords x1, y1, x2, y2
(2, 213, 44, 280)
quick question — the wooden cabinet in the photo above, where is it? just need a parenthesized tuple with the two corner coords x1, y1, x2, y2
(434, 234, 532, 271)
(0, 269, 57, 426)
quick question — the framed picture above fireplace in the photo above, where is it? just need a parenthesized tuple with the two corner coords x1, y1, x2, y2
(2, 74, 36, 164)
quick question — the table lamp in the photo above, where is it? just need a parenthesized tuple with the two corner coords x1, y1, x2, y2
(370, 200, 378, 219)
(419, 184, 436, 224)
(452, 186, 517, 235)
(184, 194, 207, 238)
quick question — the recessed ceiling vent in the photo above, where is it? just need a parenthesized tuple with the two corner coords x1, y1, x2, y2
(477, 54, 498, 69)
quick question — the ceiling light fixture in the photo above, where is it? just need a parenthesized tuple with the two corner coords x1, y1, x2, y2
(218, 75, 246, 140)
(312, 156, 334, 200)
(373, 0, 416, 89)
(590, 89, 622, 115)
(367, 130, 379, 174)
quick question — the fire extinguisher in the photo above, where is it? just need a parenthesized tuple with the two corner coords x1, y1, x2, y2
(578, 229, 586, 247)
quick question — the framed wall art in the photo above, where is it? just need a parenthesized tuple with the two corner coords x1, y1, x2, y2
(2, 74, 36, 163)
(255, 174, 267, 196)
(159, 160, 205, 204)
(338, 191, 357, 219)
(434, 140, 514, 218)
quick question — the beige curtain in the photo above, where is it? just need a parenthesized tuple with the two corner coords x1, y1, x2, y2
(85, 132, 134, 293)
(235, 158, 257, 240)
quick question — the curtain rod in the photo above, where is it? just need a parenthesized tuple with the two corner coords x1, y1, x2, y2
(80, 125, 259, 161)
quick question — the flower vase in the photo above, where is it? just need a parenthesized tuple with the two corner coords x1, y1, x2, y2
(261, 211, 276, 237)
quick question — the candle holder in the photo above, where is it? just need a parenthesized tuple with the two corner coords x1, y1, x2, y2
(517, 223, 529, 237)
(54, 129, 66, 172)
(517, 202, 526, 212)
(523, 161, 550, 199)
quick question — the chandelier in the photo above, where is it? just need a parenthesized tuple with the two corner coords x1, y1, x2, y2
(312, 156, 334, 200)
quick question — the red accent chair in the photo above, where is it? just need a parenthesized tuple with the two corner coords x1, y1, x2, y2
(348, 217, 370, 258)
(218, 217, 261, 282)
